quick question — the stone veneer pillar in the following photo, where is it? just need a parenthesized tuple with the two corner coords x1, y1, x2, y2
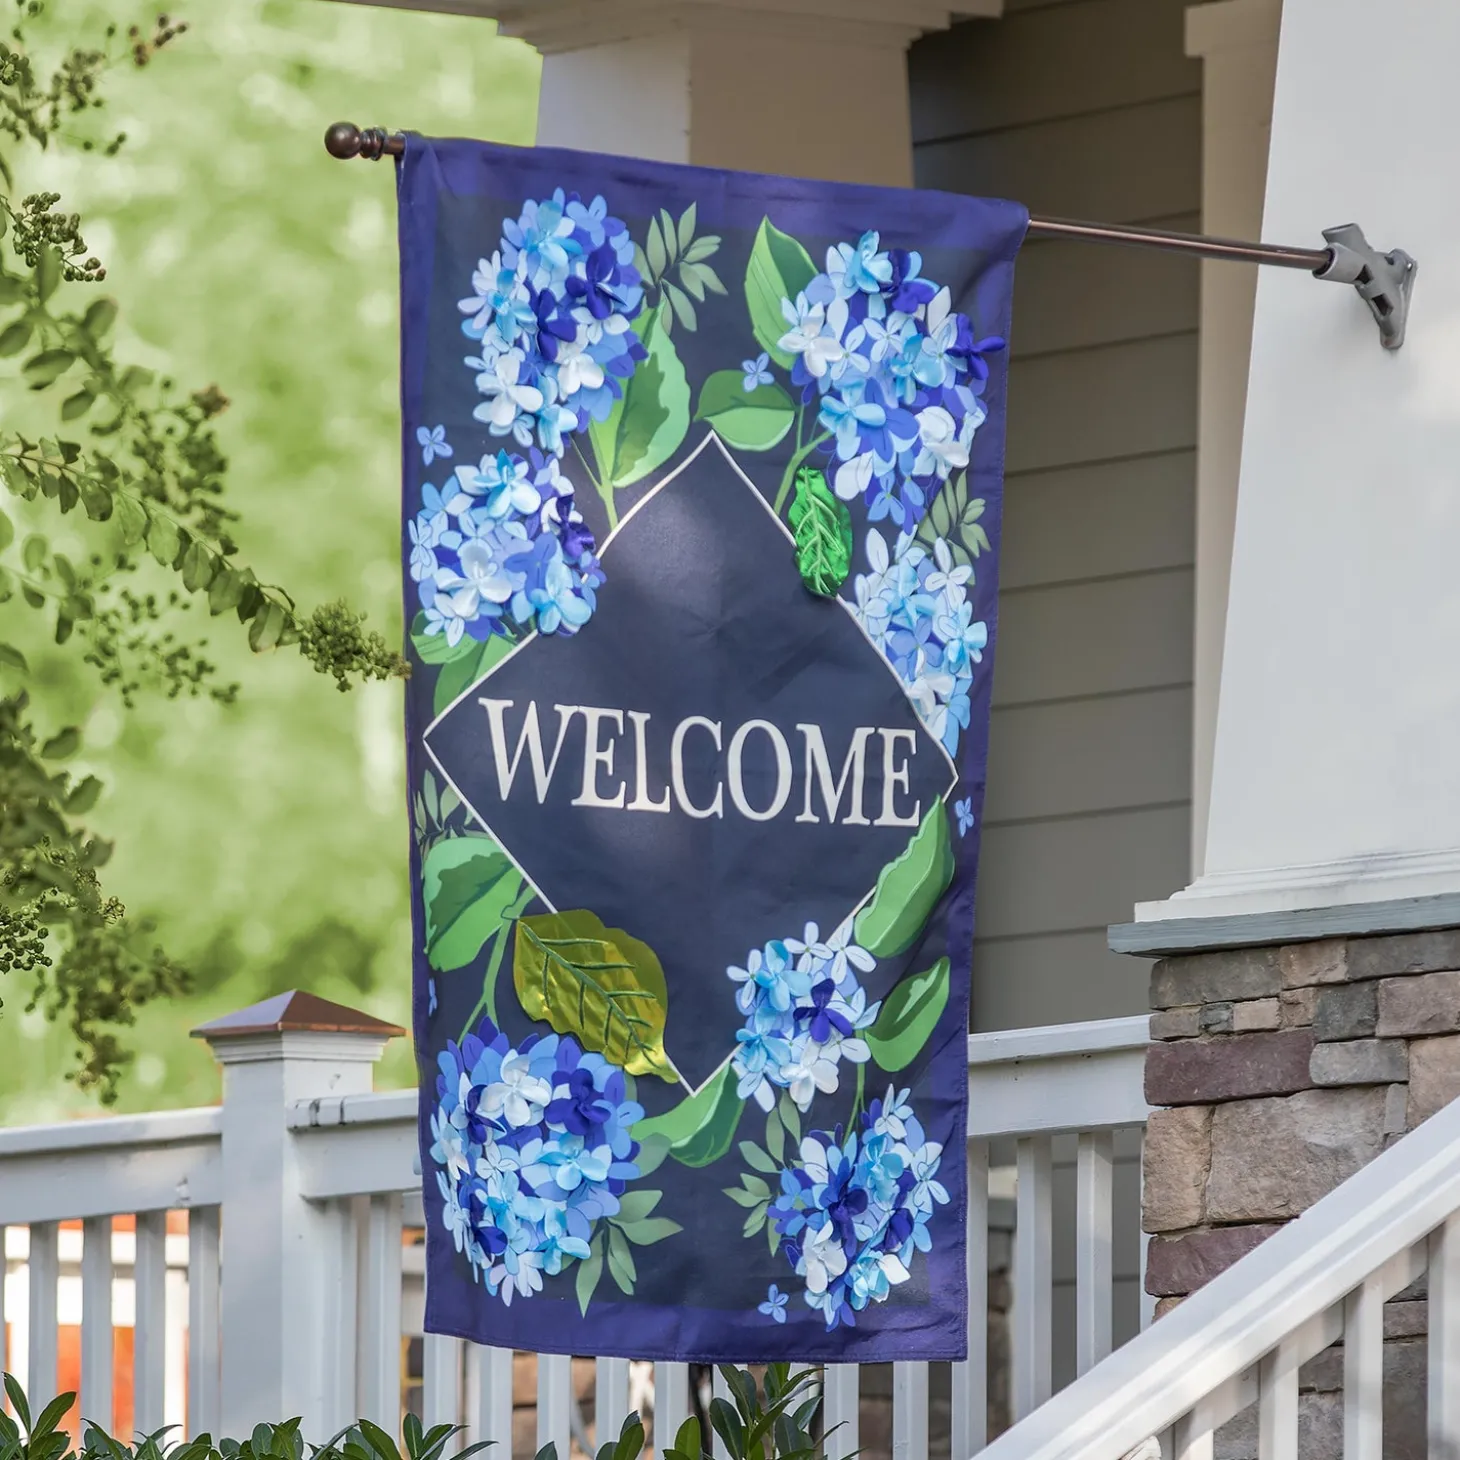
(1140, 927, 1460, 1454)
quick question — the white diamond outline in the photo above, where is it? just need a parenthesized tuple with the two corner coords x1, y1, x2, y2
(420, 429, 961, 1097)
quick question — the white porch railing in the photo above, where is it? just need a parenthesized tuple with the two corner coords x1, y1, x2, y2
(977, 1085, 1460, 1460)
(0, 1004, 1150, 1458)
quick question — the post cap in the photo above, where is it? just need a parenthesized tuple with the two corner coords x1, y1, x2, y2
(191, 990, 405, 1042)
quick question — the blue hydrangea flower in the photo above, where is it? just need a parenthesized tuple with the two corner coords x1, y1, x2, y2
(767, 231, 1004, 530)
(758, 1284, 789, 1323)
(417, 424, 453, 466)
(728, 920, 879, 1115)
(955, 797, 974, 837)
(456, 188, 646, 458)
(765, 1088, 948, 1330)
(428, 1017, 646, 1302)
(742, 352, 773, 391)
(851, 528, 989, 759)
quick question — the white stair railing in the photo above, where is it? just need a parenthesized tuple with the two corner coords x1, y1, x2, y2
(977, 1088, 1460, 1460)
(0, 1013, 1150, 1456)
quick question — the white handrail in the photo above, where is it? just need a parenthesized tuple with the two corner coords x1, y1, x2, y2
(977, 1090, 1460, 1460)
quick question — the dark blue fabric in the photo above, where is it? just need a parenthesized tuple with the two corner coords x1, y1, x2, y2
(398, 135, 1025, 1363)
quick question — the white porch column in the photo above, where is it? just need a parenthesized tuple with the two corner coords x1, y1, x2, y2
(194, 992, 402, 1437)
(1184, 0, 1281, 876)
(493, 1, 998, 184)
(1141, 0, 1460, 921)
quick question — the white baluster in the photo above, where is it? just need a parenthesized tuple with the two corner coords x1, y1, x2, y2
(1172, 1413, 1214, 1460)
(1076, 1131, 1114, 1374)
(1343, 1274, 1383, 1460)
(536, 1353, 573, 1459)
(952, 1138, 989, 1459)
(1430, 1214, 1460, 1460)
(473, 1347, 514, 1457)
(423, 1334, 462, 1428)
(320, 1199, 361, 1438)
(187, 1207, 221, 1440)
(164, 1254, 189, 1433)
(711, 1369, 731, 1460)
(133, 1210, 168, 1436)
(822, 1367, 859, 1460)
(1257, 1341, 1299, 1460)
(26, 1221, 59, 1414)
(595, 1357, 630, 1447)
(80, 1216, 114, 1433)
(360, 1193, 404, 1432)
(892, 1362, 929, 1460)
(1013, 1137, 1053, 1418)
(653, 1363, 690, 1454)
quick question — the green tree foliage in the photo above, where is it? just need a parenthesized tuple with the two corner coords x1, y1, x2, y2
(0, 0, 540, 1111)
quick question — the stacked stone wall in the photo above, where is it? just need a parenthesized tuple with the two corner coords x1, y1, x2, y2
(1142, 929, 1460, 1458)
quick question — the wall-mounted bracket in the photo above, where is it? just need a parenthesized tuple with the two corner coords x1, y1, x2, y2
(1316, 224, 1417, 351)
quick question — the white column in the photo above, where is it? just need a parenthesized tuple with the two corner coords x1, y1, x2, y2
(495, 0, 999, 184)
(1142, 0, 1460, 921)
(194, 995, 401, 1438)
(1184, 0, 1281, 876)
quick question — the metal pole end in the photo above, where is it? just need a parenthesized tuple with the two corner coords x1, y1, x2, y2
(324, 122, 395, 161)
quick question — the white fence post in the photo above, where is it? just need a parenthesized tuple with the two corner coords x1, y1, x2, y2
(194, 991, 403, 1441)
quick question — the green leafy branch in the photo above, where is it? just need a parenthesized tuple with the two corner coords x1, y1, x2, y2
(634, 201, 726, 334)
(574, 1178, 682, 1315)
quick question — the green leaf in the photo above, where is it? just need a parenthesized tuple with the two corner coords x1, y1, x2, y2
(0, 275, 25, 305)
(778, 1090, 801, 1143)
(606, 1223, 637, 1293)
(676, 261, 708, 302)
(739, 1140, 777, 1174)
(513, 909, 675, 1081)
(745, 217, 816, 370)
(645, 216, 667, 280)
(739, 1173, 770, 1200)
(612, 1418, 645, 1460)
(634, 1059, 744, 1166)
(0, 506, 11, 550)
(575, 1232, 604, 1317)
(659, 209, 679, 264)
(695, 262, 727, 296)
(673, 1417, 701, 1460)
(60, 390, 94, 421)
(764, 1106, 784, 1164)
(23, 350, 76, 389)
(742, 1206, 766, 1238)
(65, 775, 103, 813)
(421, 834, 521, 972)
(866, 956, 951, 1071)
(853, 801, 956, 957)
(723, 1185, 764, 1209)
(82, 299, 119, 338)
(788, 465, 852, 597)
(0, 320, 31, 356)
(247, 598, 288, 652)
(112, 492, 147, 545)
(41, 726, 81, 759)
(634, 1133, 669, 1177)
(694, 370, 794, 452)
(0, 642, 27, 673)
(683, 235, 720, 264)
(615, 1216, 683, 1245)
(677, 202, 697, 253)
(432, 631, 514, 716)
(587, 302, 689, 490)
(36, 245, 60, 302)
(182, 538, 217, 592)
(664, 280, 696, 331)
(917, 473, 988, 571)
(145, 511, 182, 568)
(208, 567, 246, 615)
(614, 1189, 663, 1222)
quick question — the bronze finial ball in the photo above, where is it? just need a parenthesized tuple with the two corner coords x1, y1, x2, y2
(324, 122, 362, 159)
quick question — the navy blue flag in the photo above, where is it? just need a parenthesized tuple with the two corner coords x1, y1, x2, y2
(398, 135, 1025, 1363)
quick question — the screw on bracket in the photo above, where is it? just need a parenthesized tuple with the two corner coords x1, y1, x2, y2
(1317, 223, 1417, 351)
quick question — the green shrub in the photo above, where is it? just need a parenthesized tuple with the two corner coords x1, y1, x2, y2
(1, 1363, 852, 1460)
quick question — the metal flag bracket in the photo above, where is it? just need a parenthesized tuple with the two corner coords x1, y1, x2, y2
(323, 122, 1418, 353)
(1316, 223, 1417, 351)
